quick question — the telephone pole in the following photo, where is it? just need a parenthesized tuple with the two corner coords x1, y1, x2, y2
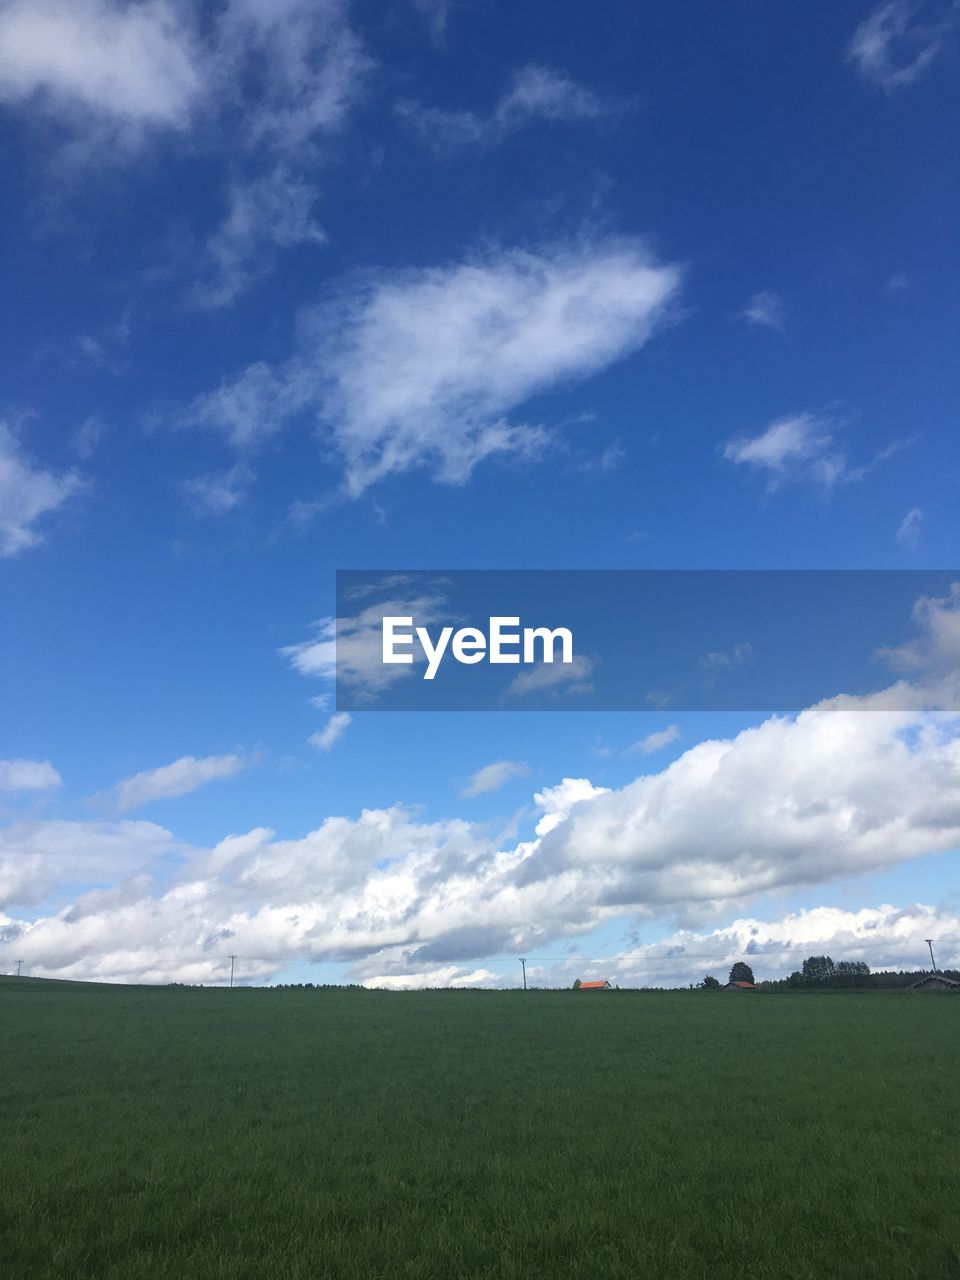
(520, 957, 527, 990)
(925, 939, 938, 973)
(16, 960, 22, 978)
(229, 954, 236, 988)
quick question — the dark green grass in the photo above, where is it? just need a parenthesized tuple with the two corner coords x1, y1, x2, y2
(2, 978, 959, 1279)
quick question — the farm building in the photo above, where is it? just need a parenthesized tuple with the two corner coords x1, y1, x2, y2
(724, 980, 756, 991)
(577, 980, 612, 990)
(909, 973, 960, 991)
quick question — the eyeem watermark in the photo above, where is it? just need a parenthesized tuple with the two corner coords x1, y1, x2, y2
(383, 616, 574, 680)
(334, 569, 960, 711)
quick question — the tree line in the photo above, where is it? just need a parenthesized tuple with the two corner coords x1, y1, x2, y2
(698, 955, 960, 991)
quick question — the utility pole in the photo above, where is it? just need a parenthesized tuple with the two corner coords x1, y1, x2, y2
(520, 957, 527, 990)
(925, 939, 938, 973)
(229, 954, 236, 988)
(16, 960, 22, 978)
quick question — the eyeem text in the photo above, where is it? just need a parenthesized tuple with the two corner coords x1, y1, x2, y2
(382, 616, 574, 680)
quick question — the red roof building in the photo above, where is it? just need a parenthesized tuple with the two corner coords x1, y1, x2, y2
(578, 979, 613, 989)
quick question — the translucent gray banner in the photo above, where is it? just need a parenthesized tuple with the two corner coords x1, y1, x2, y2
(334, 571, 960, 712)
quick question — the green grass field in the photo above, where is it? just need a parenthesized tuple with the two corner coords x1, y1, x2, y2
(2, 978, 959, 1279)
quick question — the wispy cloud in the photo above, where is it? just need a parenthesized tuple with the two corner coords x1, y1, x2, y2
(0, 759, 61, 792)
(187, 168, 327, 310)
(740, 290, 785, 332)
(723, 413, 915, 493)
(462, 760, 530, 797)
(0, 421, 86, 557)
(177, 237, 682, 496)
(308, 712, 351, 752)
(848, 0, 957, 91)
(181, 463, 253, 515)
(629, 725, 680, 755)
(99, 754, 247, 814)
(897, 506, 924, 548)
(397, 64, 619, 152)
(700, 643, 753, 673)
(505, 654, 596, 699)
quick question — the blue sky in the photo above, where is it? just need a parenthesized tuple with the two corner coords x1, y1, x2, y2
(1, 0, 959, 988)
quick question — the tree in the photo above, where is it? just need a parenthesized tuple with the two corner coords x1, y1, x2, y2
(572, 978, 581, 989)
(801, 955, 836, 986)
(728, 961, 755, 985)
(703, 975, 721, 989)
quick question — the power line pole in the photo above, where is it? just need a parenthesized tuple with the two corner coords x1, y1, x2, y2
(925, 939, 938, 973)
(520, 957, 527, 990)
(229, 954, 236, 988)
(16, 960, 22, 978)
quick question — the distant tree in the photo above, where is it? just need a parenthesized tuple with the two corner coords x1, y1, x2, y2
(728, 961, 755, 985)
(801, 955, 836, 986)
(703, 975, 721, 989)
(572, 978, 581, 989)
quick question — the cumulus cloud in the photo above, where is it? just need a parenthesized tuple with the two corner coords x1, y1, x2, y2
(4, 688, 960, 982)
(722, 413, 914, 493)
(848, 0, 957, 91)
(462, 760, 530, 797)
(308, 712, 351, 751)
(99, 754, 246, 814)
(6, 593, 960, 984)
(522, 902, 960, 990)
(0, 422, 86, 557)
(740, 290, 785, 332)
(177, 237, 683, 494)
(397, 64, 618, 151)
(0, 759, 61, 791)
(0, 818, 183, 910)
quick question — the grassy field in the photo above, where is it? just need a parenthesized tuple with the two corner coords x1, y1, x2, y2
(2, 979, 959, 1279)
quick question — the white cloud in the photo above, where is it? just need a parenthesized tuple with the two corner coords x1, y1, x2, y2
(0, 0, 202, 129)
(308, 712, 351, 751)
(101, 754, 246, 814)
(628, 725, 680, 755)
(398, 63, 619, 151)
(364, 966, 500, 990)
(0, 0, 368, 146)
(71, 416, 107, 459)
(897, 506, 924, 548)
(521, 902, 960, 990)
(700, 643, 753, 673)
(4, 689, 960, 982)
(181, 463, 252, 514)
(7, 593, 960, 984)
(740, 290, 785, 332)
(0, 422, 86, 557)
(0, 818, 182, 910)
(506, 654, 596, 699)
(187, 168, 326, 309)
(281, 581, 450, 698)
(462, 760, 529, 797)
(178, 237, 683, 493)
(848, 0, 956, 91)
(722, 413, 914, 493)
(0, 759, 61, 792)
